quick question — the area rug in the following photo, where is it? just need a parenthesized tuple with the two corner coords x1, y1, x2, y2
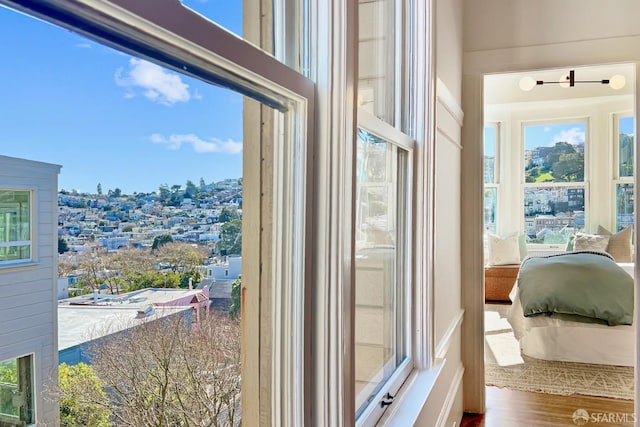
(484, 304, 635, 400)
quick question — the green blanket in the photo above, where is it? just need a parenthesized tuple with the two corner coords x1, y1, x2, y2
(518, 252, 634, 326)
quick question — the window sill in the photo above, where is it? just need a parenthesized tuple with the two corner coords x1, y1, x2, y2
(378, 360, 445, 427)
(0, 260, 39, 270)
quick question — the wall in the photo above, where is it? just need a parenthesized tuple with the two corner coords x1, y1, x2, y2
(413, 0, 465, 424)
(461, 0, 640, 413)
(0, 155, 61, 425)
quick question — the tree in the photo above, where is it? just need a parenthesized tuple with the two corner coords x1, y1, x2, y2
(97, 183, 102, 195)
(152, 234, 174, 251)
(218, 206, 239, 223)
(58, 236, 70, 254)
(155, 242, 208, 273)
(57, 363, 111, 427)
(552, 153, 584, 182)
(229, 275, 241, 318)
(87, 312, 241, 426)
(185, 180, 197, 199)
(158, 184, 171, 204)
(216, 219, 242, 256)
(112, 187, 122, 198)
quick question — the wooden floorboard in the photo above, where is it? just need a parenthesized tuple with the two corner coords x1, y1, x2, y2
(461, 387, 635, 427)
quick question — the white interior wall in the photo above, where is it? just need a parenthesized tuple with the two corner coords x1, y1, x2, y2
(462, 0, 640, 415)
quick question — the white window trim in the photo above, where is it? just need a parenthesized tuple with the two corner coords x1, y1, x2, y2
(1, 1, 314, 426)
(0, 188, 34, 268)
(612, 112, 634, 232)
(355, 109, 414, 427)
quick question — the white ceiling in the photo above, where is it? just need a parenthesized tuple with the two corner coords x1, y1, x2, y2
(484, 63, 635, 106)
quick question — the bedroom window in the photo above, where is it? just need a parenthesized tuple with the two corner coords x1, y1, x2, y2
(614, 114, 634, 231)
(355, 110, 413, 425)
(0, 355, 34, 426)
(0, 190, 31, 265)
(484, 124, 499, 233)
(523, 121, 587, 245)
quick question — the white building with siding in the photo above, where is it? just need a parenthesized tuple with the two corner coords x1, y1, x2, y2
(0, 155, 61, 426)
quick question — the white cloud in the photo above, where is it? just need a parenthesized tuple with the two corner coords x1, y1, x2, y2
(115, 58, 192, 106)
(150, 133, 243, 154)
(75, 42, 92, 49)
(543, 126, 551, 132)
(552, 127, 585, 145)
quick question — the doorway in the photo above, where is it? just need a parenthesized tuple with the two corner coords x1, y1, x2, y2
(481, 64, 636, 400)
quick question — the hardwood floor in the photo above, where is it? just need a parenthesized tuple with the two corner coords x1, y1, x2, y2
(461, 387, 635, 427)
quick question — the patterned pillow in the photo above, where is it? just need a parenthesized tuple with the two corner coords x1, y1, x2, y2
(487, 233, 521, 266)
(597, 225, 633, 263)
(573, 232, 610, 252)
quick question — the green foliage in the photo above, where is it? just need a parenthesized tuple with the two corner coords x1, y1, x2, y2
(0, 360, 17, 384)
(525, 141, 584, 184)
(58, 363, 111, 427)
(124, 271, 181, 292)
(152, 234, 173, 251)
(216, 219, 242, 255)
(180, 270, 202, 288)
(218, 206, 239, 223)
(229, 275, 242, 318)
(58, 236, 70, 254)
(184, 179, 197, 199)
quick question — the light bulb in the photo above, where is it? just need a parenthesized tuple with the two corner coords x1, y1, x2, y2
(519, 76, 536, 91)
(558, 74, 570, 89)
(609, 74, 626, 90)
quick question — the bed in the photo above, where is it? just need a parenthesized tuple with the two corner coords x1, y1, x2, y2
(507, 251, 635, 367)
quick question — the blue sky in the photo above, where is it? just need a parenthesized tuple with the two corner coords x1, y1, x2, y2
(0, 2, 243, 194)
(485, 116, 635, 157)
(524, 122, 586, 151)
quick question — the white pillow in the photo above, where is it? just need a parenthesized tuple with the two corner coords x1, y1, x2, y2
(573, 232, 610, 252)
(487, 233, 521, 266)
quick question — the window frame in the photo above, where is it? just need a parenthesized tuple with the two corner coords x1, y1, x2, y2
(354, 109, 414, 426)
(0, 354, 34, 426)
(0, 1, 315, 426)
(483, 123, 499, 234)
(613, 112, 635, 232)
(0, 189, 33, 267)
(521, 118, 589, 249)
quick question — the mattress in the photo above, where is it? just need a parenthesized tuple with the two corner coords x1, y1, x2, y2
(508, 262, 635, 367)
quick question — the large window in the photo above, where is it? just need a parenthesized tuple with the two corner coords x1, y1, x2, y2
(484, 124, 498, 233)
(0, 355, 33, 426)
(614, 114, 634, 231)
(523, 121, 587, 244)
(356, 0, 417, 423)
(0, 190, 31, 265)
(354, 116, 412, 424)
(0, 0, 313, 425)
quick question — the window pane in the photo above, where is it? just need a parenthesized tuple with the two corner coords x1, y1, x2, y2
(484, 126, 496, 184)
(484, 188, 497, 233)
(0, 355, 34, 425)
(0, 190, 31, 263)
(619, 116, 634, 178)
(524, 122, 586, 244)
(354, 128, 408, 418)
(616, 183, 634, 231)
(524, 186, 584, 243)
(180, 1, 243, 40)
(524, 123, 585, 183)
(358, 0, 396, 125)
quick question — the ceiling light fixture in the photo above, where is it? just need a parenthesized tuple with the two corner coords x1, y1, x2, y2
(519, 70, 626, 91)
